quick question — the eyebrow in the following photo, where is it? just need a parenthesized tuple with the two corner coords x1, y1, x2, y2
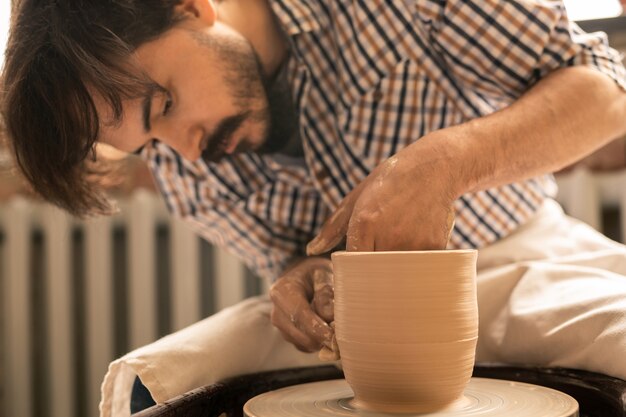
(141, 84, 167, 132)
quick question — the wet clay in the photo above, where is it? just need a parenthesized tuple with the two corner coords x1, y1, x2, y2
(331, 250, 478, 414)
(244, 378, 579, 417)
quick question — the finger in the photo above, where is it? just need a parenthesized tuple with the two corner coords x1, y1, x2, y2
(312, 269, 334, 322)
(307, 188, 363, 255)
(321, 322, 340, 361)
(445, 208, 456, 244)
(319, 321, 340, 361)
(271, 306, 321, 352)
(318, 345, 340, 361)
(345, 211, 376, 252)
(294, 305, 334, 349)
(307, 205, 352, 255)
(270, 283, 334, 349)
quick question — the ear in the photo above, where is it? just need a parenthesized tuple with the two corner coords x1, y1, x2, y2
(174, 0, 217, 26)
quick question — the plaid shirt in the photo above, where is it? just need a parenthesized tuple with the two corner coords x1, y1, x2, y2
(141, 0, 626, 281)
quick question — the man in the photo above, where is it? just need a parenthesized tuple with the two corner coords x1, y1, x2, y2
(3, 0, 626, 414)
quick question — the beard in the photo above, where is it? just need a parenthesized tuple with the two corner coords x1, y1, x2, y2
(194, 30, 299, 163)
(254, 63, 300, 155)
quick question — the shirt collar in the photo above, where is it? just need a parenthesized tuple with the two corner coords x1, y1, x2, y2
(269, 0, 321, 36)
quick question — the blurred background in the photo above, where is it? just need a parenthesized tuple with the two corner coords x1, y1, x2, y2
(0, 1, 625, 417)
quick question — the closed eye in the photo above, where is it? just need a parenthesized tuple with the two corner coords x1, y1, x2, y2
(162, 91, 173, 116)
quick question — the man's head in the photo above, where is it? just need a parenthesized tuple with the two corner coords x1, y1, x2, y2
(2, 0, 281, 216)
(96, 6, 273, 164)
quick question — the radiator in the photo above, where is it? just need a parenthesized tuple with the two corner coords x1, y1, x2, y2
(0, 170, 625, 417)
(0, 190, 268, 417)
(555, 169, 626, 241)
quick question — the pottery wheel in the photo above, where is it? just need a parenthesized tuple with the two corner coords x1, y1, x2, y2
(243, 378, 579, 417)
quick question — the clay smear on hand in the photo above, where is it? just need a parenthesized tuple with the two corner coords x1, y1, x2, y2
(318, 322, 340, 361)
(332, 250, 478, 414)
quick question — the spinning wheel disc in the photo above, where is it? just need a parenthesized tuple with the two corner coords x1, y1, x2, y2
(244, 377, 579, 417)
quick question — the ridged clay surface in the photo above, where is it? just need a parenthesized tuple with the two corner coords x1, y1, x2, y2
(243, 378, 579, 417)
(331, 250, 478, 413)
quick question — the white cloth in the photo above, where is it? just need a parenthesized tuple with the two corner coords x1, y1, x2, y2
(475, 200, 626, 373)
(99, 199, 626, 416)
(99, 296, 323, 417)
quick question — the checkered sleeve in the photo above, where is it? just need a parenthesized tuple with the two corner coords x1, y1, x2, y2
(143, 141, 330, 282)
(414, 0, 626, 101)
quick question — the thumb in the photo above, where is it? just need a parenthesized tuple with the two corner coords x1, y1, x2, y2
(307, 195, 356, 255)
(312, 268, 334, 322)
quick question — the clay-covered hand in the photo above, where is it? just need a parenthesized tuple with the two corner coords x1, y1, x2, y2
(307, 139, 457, 254)
(269, 256, 335, 354)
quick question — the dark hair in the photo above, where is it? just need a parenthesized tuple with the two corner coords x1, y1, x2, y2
(1, 0, 183, 216)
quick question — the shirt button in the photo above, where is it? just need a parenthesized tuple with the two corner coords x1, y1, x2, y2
(373, 88, 384, 102)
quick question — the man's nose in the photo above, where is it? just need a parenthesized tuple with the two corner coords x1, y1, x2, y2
(153, 120, 204, 161)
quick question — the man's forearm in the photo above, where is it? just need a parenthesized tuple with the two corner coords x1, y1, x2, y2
(440, 66, 626, 197)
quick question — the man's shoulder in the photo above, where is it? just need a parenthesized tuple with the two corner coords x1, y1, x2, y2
(269, 0, 427, 38)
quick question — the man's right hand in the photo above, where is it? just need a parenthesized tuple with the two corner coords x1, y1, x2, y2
(269, 257, 335, 353)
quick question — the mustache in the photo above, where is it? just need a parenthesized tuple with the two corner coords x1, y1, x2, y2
(201, 111, 250, 163)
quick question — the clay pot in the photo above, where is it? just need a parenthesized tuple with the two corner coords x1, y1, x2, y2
(331, 250, 478, 413)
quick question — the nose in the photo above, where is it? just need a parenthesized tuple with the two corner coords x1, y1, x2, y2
(152, 119, 204, 161)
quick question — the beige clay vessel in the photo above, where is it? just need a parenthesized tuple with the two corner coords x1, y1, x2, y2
(332, 250, 478, 414)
